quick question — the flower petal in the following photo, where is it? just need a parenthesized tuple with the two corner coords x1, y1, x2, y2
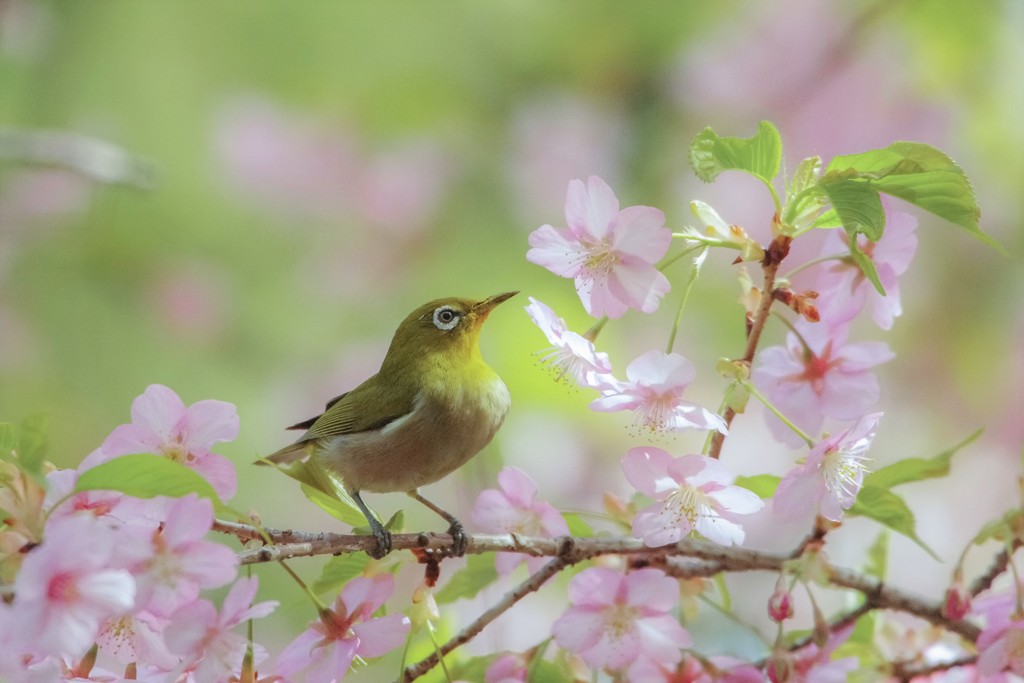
(621, 447, 676, 497)
(352, 613, 410, 658)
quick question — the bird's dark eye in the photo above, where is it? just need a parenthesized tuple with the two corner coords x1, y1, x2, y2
(432, 306, 461, 331)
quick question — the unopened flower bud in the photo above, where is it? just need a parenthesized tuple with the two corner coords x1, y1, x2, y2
(768, 580, 794, 623)
(943, 582, 971, 621)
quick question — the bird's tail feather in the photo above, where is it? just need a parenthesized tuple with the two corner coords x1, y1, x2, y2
(255, 442, 312, 466)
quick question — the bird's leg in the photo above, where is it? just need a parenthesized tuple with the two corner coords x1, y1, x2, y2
(407, 489, 467, 557)
(351, 491, 391, 559)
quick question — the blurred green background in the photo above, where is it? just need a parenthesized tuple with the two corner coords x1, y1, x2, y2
(1, 0, 1022, 673)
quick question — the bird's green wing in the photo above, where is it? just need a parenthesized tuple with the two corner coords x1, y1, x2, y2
(298, 375, 418, 443)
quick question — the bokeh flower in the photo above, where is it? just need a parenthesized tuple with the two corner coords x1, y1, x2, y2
(471, 466, 569, 574)
(622, 448, 763, 547)
(551, 567, 691, 678)
(527, 176, 671, 318)
(165, 576, 276, 682)
(13, 515, 136, 658)
(773, 412, 881, 522)
(591, 350, 727, 434)
(275, 574, 410, 683)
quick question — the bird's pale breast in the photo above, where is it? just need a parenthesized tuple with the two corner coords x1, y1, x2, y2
(318, 373, 511, 493)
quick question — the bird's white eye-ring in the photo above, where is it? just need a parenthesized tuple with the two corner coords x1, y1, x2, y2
(433, 306, 461, 331)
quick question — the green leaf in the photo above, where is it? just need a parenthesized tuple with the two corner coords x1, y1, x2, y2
(689, 120, 783, 186)
(17, 414, 49, 477)
(864, 531, 889, 581)
(810, 207, 841, 229)
(819, 178, 885, 241)
(312, 554, 370, 596)
(850, 610, 878, 646)
(563, 512, 593, 537)
(733, 474, 780, 498)
(529, 659, 573, 683)
(0, 423, 16, 454)
(824, 142, 997, 249)
(864, 429, 981, 490)
(435, 553, 499, 604)
(847, 485, 938, 560)
(848, 238, 885, 295)
(73, 454, 234, 515)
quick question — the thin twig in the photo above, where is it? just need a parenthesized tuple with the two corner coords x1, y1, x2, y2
(402, 557, 568, 682)
(891, 655, 977, 682)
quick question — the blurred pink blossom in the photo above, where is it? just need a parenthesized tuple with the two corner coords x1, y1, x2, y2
(275, 574, 410, 683)
(527, 176, 671, 319)
(85, 384, 240, 500)
(630, 655, 763, 682)
(591, 350, 727, 434)
(508, 94, 627, 224)
(485, 653, 528, 683)
(524, 296, 612, 387)
(752, 321, 893, 447)
(771, 625, 859, 682)
(816, 211, 919, 330)
(622, 448, 763, 547)
(149, 261, 233, 345)
(471, 466, 569, 575)
(773, 412, 881, 523)
(97, 611, 178, 670)
(978, 620, 1024, 676)
(12, 515, 136, 658)
(214, 97, 454, 233)
(124, 495, 239, 617)
(165, 576, 276, 682)
(551, 567, 691, 678)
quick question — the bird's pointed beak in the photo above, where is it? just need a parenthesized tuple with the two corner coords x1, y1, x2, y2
(473, 291, 518, 317)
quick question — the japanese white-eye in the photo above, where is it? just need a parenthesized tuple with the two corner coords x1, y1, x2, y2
(262, 292, 517, 558)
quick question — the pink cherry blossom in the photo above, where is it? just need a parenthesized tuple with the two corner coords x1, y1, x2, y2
(98, 611, 178, 670)
(164, 576, 277, 682)
(591, 350, 728, 434)
(86, 384, 240, 500)
(524, 296, 613, 388)
(551, 567, 691, 676)
(622, 448, 763, 547)
(978, 619, 1024, 676)
(124, 495, 239, 617)
(752, 321, 893, 447)
(275, 574, 410, 683)
(527, 176, 671, 318)
(629, 655, 763, 682)
(471, 466, 569, 575)
(14, 515, 136, 658)
(485, 653, 527, 683)
(771, 625, 860, 682)
(773, 412, 881, 523)
(816, 210, 918, 330)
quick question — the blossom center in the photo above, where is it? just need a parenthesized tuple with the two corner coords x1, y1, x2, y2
(581, 239, 619, 278)
(604, 603, 639, 639)
(160, 437, 196, 464)
(664, 484, 712, 527)
(47, 571, 80, 603)
(821, 439, 872, 497)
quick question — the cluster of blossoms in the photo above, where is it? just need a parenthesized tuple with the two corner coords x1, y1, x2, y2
(518, 175, 928, 679)
(0, 384, 409, 682)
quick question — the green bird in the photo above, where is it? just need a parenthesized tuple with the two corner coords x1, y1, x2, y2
(262, 292, 517, 559)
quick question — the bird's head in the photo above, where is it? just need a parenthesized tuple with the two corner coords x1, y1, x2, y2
(383, 292, 518, 368)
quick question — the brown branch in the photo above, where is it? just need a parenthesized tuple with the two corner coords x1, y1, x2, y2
(891, 655, 977, 682)
(709, 236, 790, 459)
(402, 557, 568, 682)
(218, 520, 981, 642)
(970, 542, 1020, 597)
